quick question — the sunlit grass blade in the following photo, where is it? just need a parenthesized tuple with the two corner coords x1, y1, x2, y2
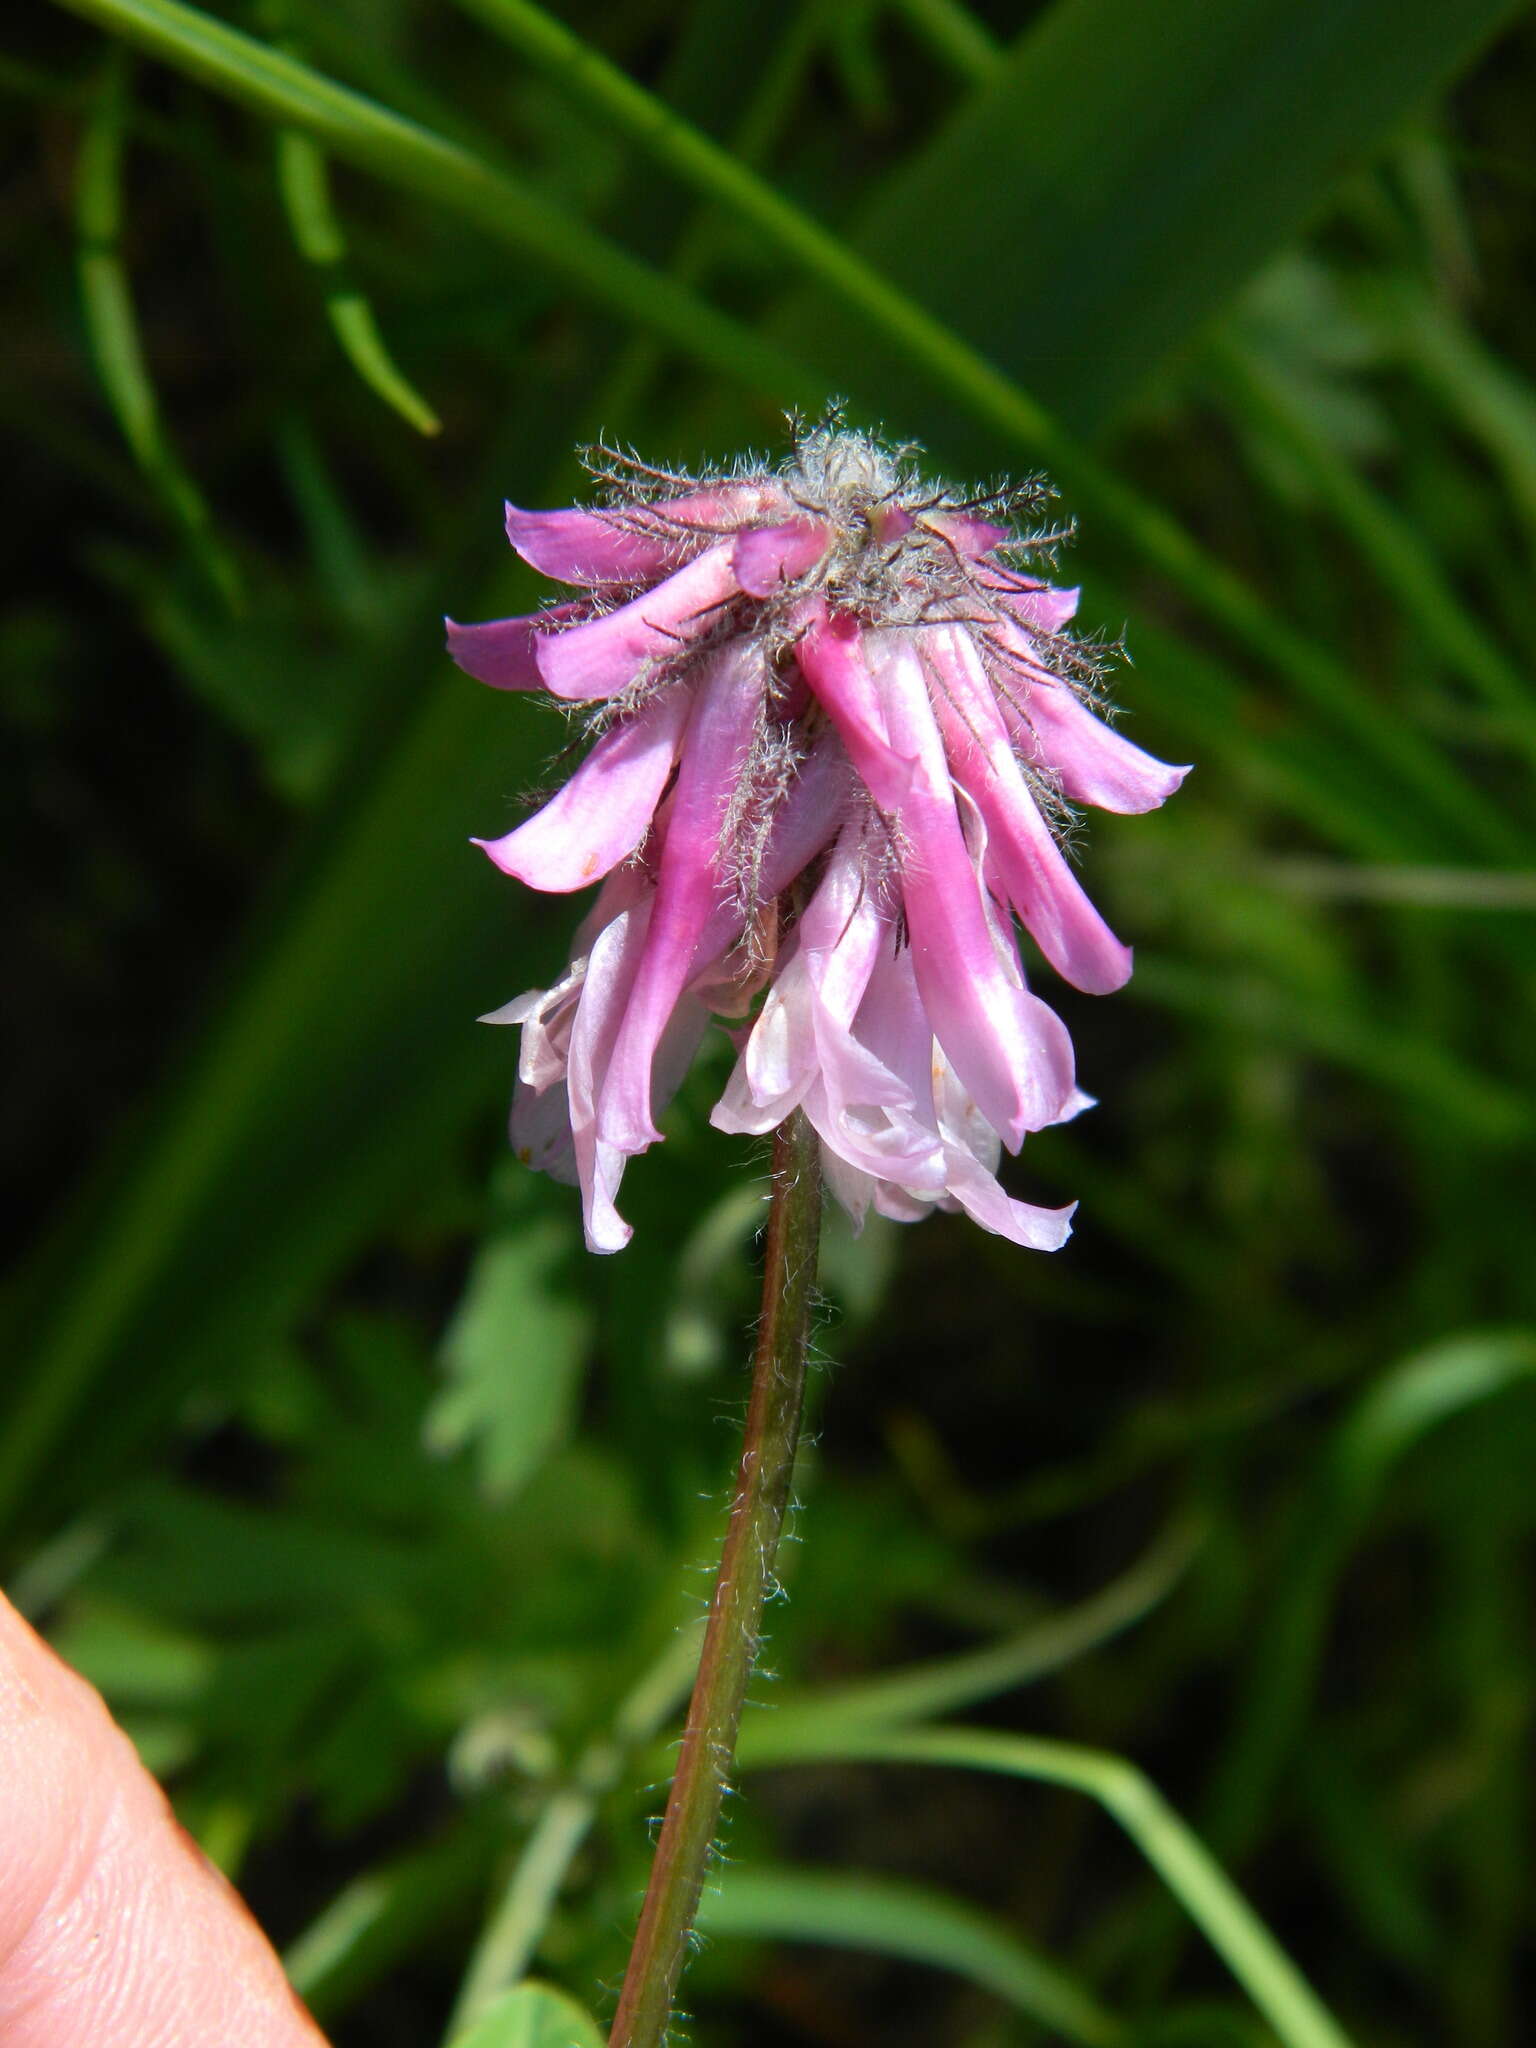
(51, 0, 821, 409)
(275, 126, 441, 434)
(736, 1723, 1357, 2048)
(834, 0, 1524, 439)
(284, 1826, 499, 2021)
(699, 1864, 1125, 2046)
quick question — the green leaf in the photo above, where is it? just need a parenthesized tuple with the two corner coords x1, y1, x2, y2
(445, 1980, 606, 2048)
(425, 1214, 591, 1501)
(699, 1864, 1124, 2046)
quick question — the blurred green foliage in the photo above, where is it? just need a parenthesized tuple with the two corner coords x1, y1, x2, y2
(5, 0, 1536, 2044)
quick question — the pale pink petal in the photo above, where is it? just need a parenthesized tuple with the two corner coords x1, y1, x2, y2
(510, 1070, 578, 1185)
(472, 685, 687, 892)
(534, 544, 741, 701)
(565, 902, 651, 1253)
(819, 1145, 880, 1231)
(922, 510, 1010, 555)
(938, 1144, 1076, 1250)
(863, 630, 1078, 1142)
(599, 639, 767, 1152)
(731, 518, 831, 596)
(1002, 586, 1081, 635)
(972, 568, 1081, 637)
(1015, 683, 1191, 814)
(446, 606, 582, 690)
(924, 628, 1132, 995)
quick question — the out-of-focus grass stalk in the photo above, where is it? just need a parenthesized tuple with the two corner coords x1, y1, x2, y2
(890, 0, 1002, 79)
(442, 1623, 704, 2036)
(74, 51, 242, 604)
(737, 1722, 1358, 2048)
(52, 0, 824, 408)
(275, 126, 441, 434)
(1211, 333, 1536, 764)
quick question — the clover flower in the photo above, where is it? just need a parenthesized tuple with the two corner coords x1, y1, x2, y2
(451, 418, 1188, 1253)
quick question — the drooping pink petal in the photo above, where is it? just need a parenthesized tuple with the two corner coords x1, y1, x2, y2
(472, 685, 688, 892)
(731, 518, 831, 597)
(534, 544, 741, 701)
(565, 901, 651, 1252)
(714, 833, 929, 1177)
(1012, 682, 1191, 814)
(936, 1143, 1076, 1249)
(599, 639, 767, 1153)
(795, 607, 915, 814)
(861, 629, 1078, 1142)
(506, 505, 671, 587)
(446, 606, 583, 690)
(923, 628, 1133, 995)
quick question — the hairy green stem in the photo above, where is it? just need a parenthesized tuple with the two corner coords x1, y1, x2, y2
(609, 1109, 822, 2048)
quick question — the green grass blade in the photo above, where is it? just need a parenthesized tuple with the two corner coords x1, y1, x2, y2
(52, 0, 821, 408)
(758, 1513, 1199, 1735)
(699, 1864, 1125, 2046)
(75, 53, 241, 605)
(830, 0, 1524, 439)
(445, 1983, 605, 2048)
(275, 127, 441, 434)
(737, 1723, 1357, 2048)
(1210, 332, 1536, 761)
(1207, 1329, 1536, 1861)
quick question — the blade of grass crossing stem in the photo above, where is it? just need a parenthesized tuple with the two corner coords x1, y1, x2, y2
(735, 1722, 1357, 2048)
(75, 52, 241, 605)
(444, 1623, 703, 2034)
(698, 1866, 1125, 2047)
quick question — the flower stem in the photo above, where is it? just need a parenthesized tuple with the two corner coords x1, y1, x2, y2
(609, 1108, 822, 2048)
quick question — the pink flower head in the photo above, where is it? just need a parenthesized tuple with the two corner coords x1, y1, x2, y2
(453, 417, 1188, 1253)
